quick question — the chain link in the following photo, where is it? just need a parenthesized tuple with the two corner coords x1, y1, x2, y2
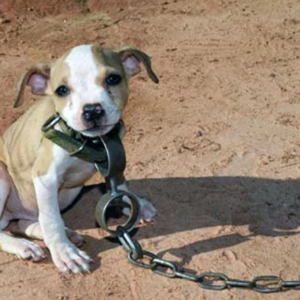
(115, 226, 300, 293)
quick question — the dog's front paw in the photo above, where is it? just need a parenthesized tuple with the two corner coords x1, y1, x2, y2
(123, 196, 157, 223)
(49, 240, 92, 273)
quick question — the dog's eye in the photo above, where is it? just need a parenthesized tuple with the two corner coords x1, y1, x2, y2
(105, 74, 122, 86)
(55, 85, 70, 97)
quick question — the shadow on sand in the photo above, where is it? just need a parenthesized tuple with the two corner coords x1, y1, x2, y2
(62, 176, 300, 269)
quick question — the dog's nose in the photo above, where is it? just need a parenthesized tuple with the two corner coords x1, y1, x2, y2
(82, 104, 104, 121)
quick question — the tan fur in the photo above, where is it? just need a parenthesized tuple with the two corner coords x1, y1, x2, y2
(92, 45, 129, 110)
(2, 98, 56, 211)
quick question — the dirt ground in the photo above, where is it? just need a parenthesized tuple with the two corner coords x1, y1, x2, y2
(2, 0, 300, 299)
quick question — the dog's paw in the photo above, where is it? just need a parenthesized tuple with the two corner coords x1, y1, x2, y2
(13, 238, 45, 262)
(65, 228, 85, 248)
(49, 240, 92, 273)
(137, 197, 157, 222)
(122, 196, 157, 223)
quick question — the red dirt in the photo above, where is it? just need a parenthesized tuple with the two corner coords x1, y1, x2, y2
(1, 0, 300, 299)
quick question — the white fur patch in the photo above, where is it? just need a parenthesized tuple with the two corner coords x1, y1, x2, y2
(62, 45, 121, 136)
(32, 145, 74, 241)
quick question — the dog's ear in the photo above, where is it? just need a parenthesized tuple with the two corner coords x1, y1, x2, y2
(116, 46, 159, 84)
(14, 63, 51, 108)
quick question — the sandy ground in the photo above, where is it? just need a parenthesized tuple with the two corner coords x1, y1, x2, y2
(1, 0, 300, 299)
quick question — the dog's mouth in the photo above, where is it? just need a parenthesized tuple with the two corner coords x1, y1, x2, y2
(81, 122, 116, 137)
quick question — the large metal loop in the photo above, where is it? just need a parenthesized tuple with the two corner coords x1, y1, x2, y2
(95, 190, 140, 236)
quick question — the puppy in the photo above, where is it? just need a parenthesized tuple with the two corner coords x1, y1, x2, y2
(0, 44, 158, 273)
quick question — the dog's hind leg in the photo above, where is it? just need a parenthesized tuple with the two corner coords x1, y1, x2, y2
(0, 164, 45, 261)
(0, 233, 45, 261)
(7, 187, 85, 247)
(0, 164, 10, 226)
(9, 220, 85, 247)
(8, 220, 43, 240)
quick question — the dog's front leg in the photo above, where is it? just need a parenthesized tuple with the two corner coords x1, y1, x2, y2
(33, 174, 91, 273)
(32, 146, 91, 273)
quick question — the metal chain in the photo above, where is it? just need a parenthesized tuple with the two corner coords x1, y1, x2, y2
(115, 226, 300, 293)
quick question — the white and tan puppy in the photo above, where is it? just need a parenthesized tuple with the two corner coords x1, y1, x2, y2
(0, 44, 158, 273)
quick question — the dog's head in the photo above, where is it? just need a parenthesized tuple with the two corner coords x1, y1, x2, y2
(14, 44, 158, 137)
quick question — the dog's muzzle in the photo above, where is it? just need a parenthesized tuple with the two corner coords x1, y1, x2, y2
(82, 103, 104, 122)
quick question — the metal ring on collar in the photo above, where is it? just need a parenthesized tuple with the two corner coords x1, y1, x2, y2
(96, 134, 126, 178)
(42, 114, 61, 132)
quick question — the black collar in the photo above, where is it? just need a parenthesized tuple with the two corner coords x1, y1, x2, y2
(41, 113, 123, 166)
